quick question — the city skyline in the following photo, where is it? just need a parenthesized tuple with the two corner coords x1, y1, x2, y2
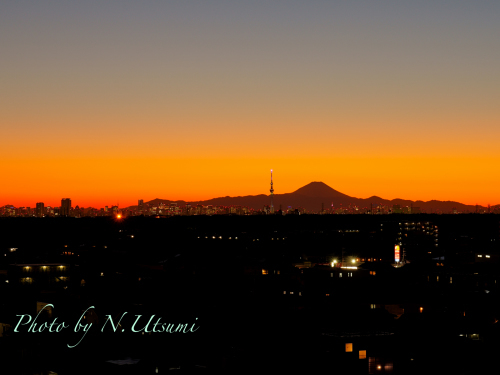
(2, 180, 499, 215)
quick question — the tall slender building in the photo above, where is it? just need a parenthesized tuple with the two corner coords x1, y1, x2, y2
(270, 169, 274, 213)
(61, 198, 71, 217)
(35, 202, 44, 217)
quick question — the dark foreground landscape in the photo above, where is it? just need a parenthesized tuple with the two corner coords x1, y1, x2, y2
(1, 214, 500, 374)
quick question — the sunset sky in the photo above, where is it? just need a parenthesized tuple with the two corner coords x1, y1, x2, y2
(1, 1, 499, 207)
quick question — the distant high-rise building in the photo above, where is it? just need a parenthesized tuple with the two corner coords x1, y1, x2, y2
(138, 199, 144, 213)
(61, 198, 71, 217)
(35, 202, 44, 217)
(392, 205, 402, 214)
(270, 169, 274, 214)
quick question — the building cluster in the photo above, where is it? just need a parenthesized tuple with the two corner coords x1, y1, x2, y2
(0, 199, 119, 218)
(2, 200, 499, 217)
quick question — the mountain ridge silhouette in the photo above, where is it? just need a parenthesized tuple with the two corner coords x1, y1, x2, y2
(126, 181, 493, 213)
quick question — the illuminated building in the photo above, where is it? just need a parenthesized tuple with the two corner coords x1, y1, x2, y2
(396, 221, 439, 262)
(9, 263, 71, 288)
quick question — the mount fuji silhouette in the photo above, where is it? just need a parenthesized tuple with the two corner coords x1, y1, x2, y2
(128, 182, 491, 213)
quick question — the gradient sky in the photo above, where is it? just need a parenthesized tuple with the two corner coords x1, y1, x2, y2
(1, 1, 500, 207)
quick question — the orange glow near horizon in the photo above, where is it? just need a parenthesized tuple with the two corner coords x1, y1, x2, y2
(2, 151, 500, 208)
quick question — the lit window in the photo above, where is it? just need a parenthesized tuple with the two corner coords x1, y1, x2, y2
(450, 277, 452, 284)
(283, 291, 286, 295)
(339, 273, 342, 278)
(478, 254, 483, 258)
(359, 350, 366, 359)
(277, 270, 280, 275)
(290, 292, 294, 295)
(299, 292, 302, 296)
(345, 343, 353, 352)
(486, 255, 490, 258)
(325, 293, 329, 297)
(420, 307, 423, 313)
(330, 273, 333, 278)
(370, 304, 376, 309)
(437, 276, 439, 282)
(262, 269, 268, 275)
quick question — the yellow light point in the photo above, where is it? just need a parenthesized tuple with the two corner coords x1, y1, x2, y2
(117, 214, 122, 219)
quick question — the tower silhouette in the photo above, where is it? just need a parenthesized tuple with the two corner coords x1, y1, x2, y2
(270, 170, 274, 213)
